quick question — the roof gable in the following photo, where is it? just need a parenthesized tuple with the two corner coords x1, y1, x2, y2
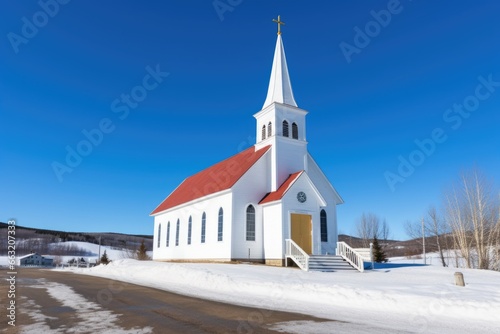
(259, 171, 303, 204)
(259, 170, 327, 206)
(18, 253, 38, 260)
(151, 145, 271, 215)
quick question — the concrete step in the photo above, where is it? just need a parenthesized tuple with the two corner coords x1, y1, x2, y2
(308, 255, 358, 272)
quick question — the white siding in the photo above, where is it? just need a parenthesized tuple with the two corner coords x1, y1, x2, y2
(280, 174, 325, 255)
(307, 154, 342, 254)
(262, 203, 283, 260)
(274, 136, 307, 189)
(254, 103, 308, 191)
(153, 192, 233, 261)
(231, 150, 271, 260)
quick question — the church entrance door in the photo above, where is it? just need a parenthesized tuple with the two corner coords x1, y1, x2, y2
(291, 214, 312, 254)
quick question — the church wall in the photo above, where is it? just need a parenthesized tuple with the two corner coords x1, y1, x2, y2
(254, 105, 274, 148)
(274, 136, 308, 188)
(153, 192, 233, 261)
(307, 155, 341, 254)
(254, 104, 306, 140)
(262, 203, 283, 262)
(281, 175, 324, 255)
(260, 162, 338, 262)
(230, 151, 271, 260)
(255, 104, 308, 192)
(273, 104, 307, 140)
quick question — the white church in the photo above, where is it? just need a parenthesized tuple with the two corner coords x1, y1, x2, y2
(151, 19, 347, 269)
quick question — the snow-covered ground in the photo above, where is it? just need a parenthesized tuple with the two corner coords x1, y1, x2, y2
(48, 241, 146, 265)
(3, 243, 499, 333)
(57, 255, 500, 333)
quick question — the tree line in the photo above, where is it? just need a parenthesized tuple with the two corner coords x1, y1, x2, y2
(354, 168, 499, 270)
(406, 169, 499, 270)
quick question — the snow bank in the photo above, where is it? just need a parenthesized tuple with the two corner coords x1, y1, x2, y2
(61, 258, 500, 333)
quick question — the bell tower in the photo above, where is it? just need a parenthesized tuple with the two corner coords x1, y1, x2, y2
(254, 16, 309, 191)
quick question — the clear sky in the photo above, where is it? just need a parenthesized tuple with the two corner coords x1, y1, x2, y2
(2, 1, 499, 239)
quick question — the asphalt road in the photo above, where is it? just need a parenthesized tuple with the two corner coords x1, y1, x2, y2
(1, 268, 332, 333)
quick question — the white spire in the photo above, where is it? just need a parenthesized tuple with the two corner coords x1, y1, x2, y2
(262, 34, 298, 109)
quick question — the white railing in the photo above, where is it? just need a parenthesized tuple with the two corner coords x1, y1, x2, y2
(285, 239, 309, 271)
(336, 241, 366, 272)
(353, 248, 372, 261)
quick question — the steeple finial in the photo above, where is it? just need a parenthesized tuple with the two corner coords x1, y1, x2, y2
(272, 15, 285, 35)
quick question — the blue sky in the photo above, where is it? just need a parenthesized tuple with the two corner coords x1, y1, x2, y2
(2, 1, 499, 239)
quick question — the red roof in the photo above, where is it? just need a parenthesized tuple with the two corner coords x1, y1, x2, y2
(151, 145, 271, 215)
(259, 171, 303, 204)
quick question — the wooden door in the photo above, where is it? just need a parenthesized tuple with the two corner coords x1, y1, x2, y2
(291, 214, 312, 254)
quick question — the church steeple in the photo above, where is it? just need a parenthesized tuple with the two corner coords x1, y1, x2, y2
(255, 17, 308, 191)
(262, 17, 297, 109)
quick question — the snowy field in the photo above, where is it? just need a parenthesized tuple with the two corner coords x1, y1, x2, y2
(59, 255, 500, 333)
(2, 243, 500, 333)
(0, 241, 150, 267)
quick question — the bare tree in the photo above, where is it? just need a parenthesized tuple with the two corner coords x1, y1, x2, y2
(445, 187, 473, 268)
(427, 206, 447, 267)
(355, 213, 381, 248)
(492, 204, 500, 271)
(404, 219, 426, 257)
(444, 169, 498, 269)
(486, 193, 500, 271)
(381, 219, 391, 242)
(53, 255, 63, 266)
(404, 209, 446, 265)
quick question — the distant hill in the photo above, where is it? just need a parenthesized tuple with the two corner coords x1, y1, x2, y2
(0, 222, 153, 256)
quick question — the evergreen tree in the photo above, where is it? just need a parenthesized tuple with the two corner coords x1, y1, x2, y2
(100, 250, 110, 265)
(136, 240, 150, 261)
(372, 236, 388, 263)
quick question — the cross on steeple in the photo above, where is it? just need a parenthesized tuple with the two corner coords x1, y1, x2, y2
(272, 15, 285, 35)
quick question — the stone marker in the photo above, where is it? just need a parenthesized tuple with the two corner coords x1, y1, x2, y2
(454, 272, 465, 287)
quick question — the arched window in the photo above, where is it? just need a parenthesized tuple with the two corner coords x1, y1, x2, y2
(320, 210, 328, 242)
(282, 120, 289, 137)
(166, 222, 170, 247)
(262, 125, 266, 140)
(218, 208, 223, 241)
(175, 219, 180, 246)
(268, 122, 272, 137)
(157, 224, 161, 248)
(187, 216, 192, 245)
(201, 212, 206, 243)
(246, 205, 255, 241)
(292, 122, 298, 139)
